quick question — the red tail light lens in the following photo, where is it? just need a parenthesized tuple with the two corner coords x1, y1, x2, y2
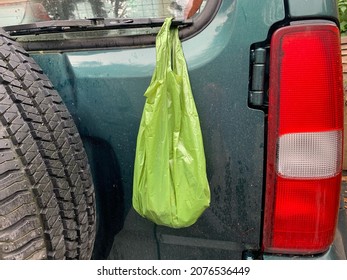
(263, 23, 344, 254)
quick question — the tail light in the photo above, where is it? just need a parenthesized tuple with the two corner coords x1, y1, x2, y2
(263, 22, 344, 254)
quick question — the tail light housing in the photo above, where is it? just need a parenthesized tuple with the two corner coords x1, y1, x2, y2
(263, 22, 344, 254)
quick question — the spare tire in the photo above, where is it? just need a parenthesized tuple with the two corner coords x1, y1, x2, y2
(0, 31, 96, 259)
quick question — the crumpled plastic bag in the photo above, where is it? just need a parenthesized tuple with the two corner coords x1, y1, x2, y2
(132, 18, 210, 228)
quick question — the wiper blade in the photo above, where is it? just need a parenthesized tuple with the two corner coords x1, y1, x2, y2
(3, 18, 193, 36)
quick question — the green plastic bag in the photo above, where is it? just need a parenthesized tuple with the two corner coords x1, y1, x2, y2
(132, 18, 210, 228)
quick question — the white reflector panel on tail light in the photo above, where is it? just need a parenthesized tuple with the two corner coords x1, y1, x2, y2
(277, 130, 342, 178)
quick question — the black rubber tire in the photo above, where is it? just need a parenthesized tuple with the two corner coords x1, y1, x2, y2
(0, 31, 96, 259)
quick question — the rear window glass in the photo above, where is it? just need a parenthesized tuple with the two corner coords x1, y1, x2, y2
(0, 0, 220, 51)
(0, 0, 207, 27)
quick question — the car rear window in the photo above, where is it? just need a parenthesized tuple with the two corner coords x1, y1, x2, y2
(0, 0, 206, 26)
(0, 0, 221, 51)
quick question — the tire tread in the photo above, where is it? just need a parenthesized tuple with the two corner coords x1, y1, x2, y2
(0, 30, 96, 260)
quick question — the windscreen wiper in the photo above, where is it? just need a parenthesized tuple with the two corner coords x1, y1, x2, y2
(3, 17, 193, 36)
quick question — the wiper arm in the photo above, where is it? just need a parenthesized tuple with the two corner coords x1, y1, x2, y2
(3, 17, 193, 36)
